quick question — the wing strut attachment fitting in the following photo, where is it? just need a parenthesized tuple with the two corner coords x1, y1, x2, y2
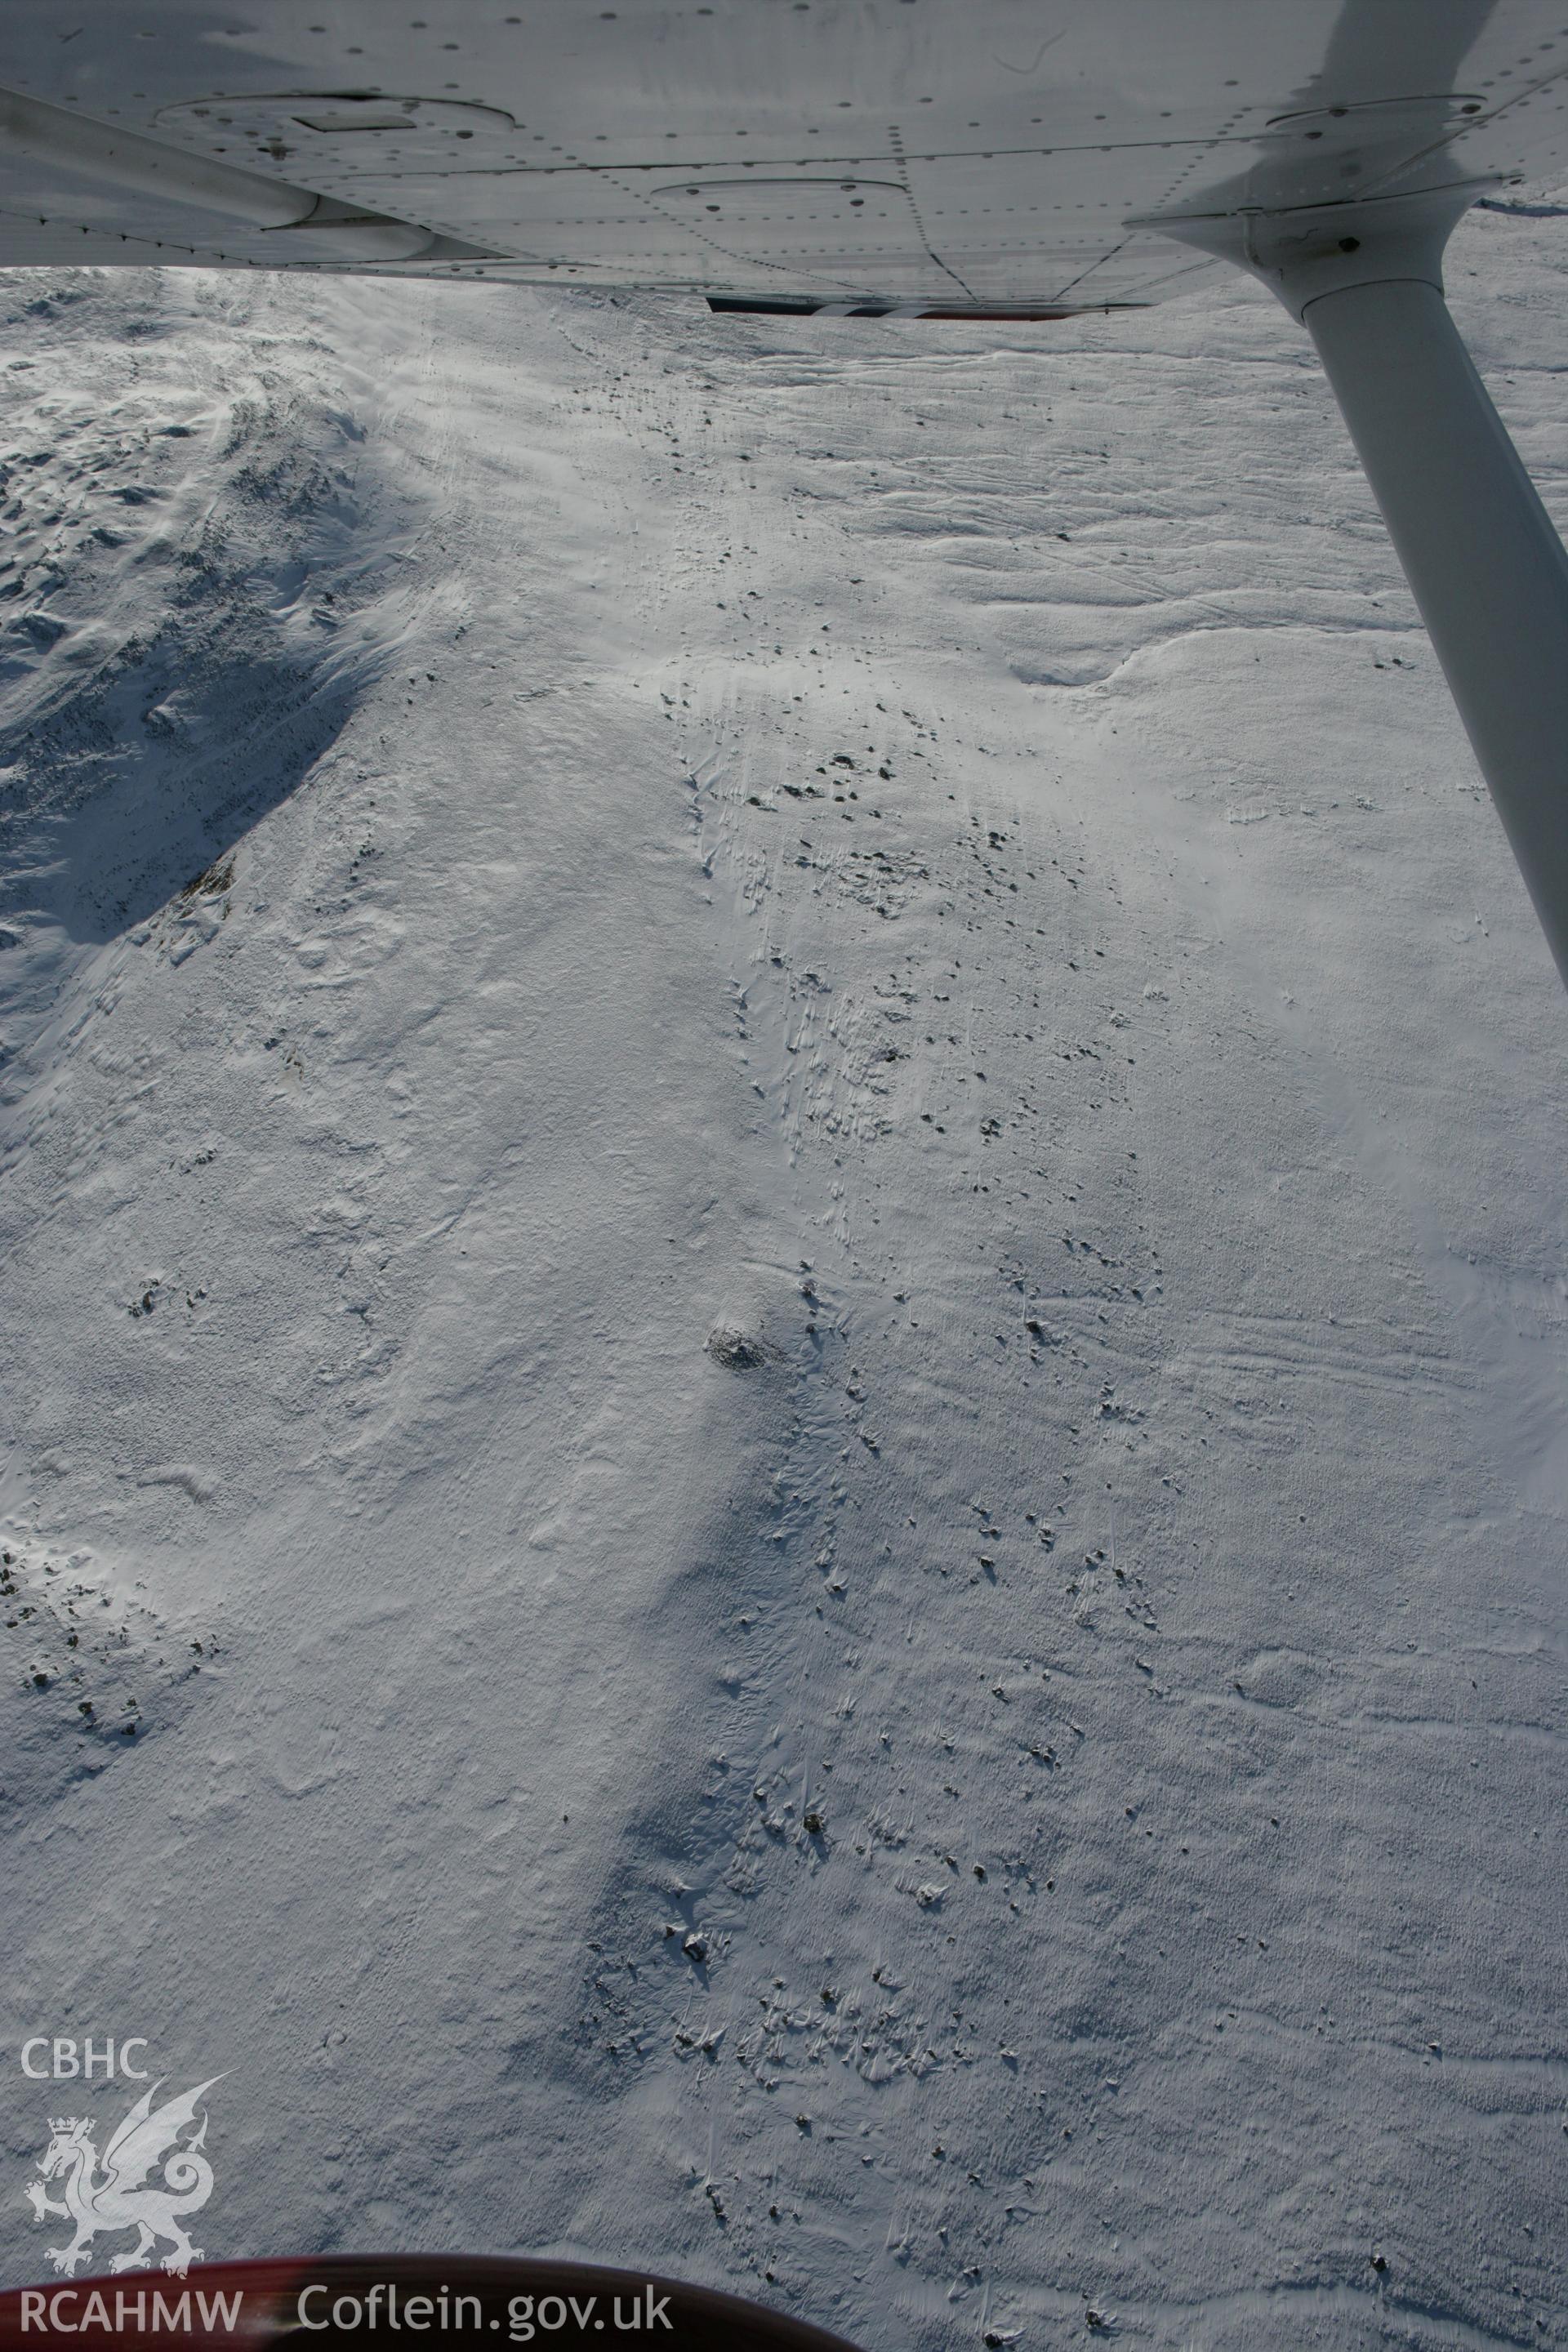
(1147, 185, 1568, 987)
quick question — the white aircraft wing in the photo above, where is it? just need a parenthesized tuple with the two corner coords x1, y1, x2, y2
(0, 2, 1561, 306)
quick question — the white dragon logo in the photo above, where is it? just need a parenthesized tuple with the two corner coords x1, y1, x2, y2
(24, 2078, 220, 2278)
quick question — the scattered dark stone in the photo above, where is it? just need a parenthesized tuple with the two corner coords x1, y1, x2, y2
(180, 856, 235, 901)
(705, 1325, 773, 1369)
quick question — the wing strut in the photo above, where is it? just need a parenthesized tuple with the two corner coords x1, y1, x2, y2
(1149, 188, 1568, 987)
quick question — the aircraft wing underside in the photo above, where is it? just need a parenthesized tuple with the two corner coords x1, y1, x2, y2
(0, 1, 1566, 308)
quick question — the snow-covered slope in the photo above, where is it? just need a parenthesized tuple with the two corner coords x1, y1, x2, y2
(2, 208, 1565, 2350)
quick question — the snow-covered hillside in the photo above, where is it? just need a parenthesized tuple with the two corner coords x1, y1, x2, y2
(2, 207, 1565, 2350)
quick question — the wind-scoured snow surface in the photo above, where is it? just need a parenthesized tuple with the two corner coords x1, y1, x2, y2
(1, 213, 1565, 2350)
